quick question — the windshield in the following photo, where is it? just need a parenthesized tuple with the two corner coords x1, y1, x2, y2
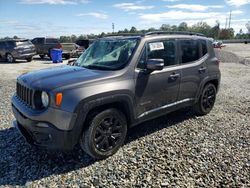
(75, 38, 138, 70)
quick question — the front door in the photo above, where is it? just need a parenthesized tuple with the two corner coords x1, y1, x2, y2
(135, 39, 181, 119)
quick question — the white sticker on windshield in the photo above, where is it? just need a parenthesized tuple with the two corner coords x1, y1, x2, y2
(149, 42, 164, 51)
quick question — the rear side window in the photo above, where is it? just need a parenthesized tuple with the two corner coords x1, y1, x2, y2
(180, 40, 199, 64)
(5, 41, 15, 48)
(200, 39, 208, 56)
(46, 38, 59, 44)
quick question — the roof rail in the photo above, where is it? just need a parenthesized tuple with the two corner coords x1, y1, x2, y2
(145, 31, 205, 37)
(102, 33, 143, 37)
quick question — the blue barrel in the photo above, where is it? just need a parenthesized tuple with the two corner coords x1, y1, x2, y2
(50, 49, 62, 63)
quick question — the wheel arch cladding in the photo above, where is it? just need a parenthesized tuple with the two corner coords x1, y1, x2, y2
(71, 94, 135, 143)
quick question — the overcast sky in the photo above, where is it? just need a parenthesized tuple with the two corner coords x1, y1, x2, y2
(0, 0, 249, 38)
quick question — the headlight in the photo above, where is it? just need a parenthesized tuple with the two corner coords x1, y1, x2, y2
(41, 91, 49, 107)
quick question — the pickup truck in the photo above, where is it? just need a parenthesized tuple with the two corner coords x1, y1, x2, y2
(31, 37, 62, 59)
(61, 43, 83, 59)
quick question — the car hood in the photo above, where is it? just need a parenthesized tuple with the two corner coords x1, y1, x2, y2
(18, 65, 114, 90)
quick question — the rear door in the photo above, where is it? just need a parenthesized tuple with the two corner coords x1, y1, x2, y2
(135, 39, 181, 119)
(177, 38, 209, 101)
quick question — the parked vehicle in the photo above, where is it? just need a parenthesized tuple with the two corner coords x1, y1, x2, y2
(12, 31, 221, 159)
(0, 39, 36, 63)
(31, 37, 61, 59)
(213, 40, 225, 48)
(75, 39, 95, 50)
(61, 43, 83, 59)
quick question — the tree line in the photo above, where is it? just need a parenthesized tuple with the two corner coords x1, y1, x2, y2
(59, 21, 250, 42)
(2, 21, 250, 42)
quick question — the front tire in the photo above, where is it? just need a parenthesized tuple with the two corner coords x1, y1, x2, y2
(26, 57, 33, 62)
(80, 108, 127, 159)
(193, 83, 217, 116)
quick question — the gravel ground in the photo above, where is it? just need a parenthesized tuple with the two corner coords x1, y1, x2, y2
(215, 43, 250, 66)
(0, 53, 249, 187)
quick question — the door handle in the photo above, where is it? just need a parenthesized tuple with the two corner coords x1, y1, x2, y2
(169, 73, 180, 80)
(198, 67, 207, 73)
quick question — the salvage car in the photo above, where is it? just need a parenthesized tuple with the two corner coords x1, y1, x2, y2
(12, 31, 221, 159)
(0, 39, 36, 63)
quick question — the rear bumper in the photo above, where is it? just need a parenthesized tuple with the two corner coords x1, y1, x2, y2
(13, 52, 36, 59)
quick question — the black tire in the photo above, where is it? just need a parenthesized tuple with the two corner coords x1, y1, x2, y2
(64, 54, 70, 60)
(26, 57, 33, 62)
(48, 49, 52, 60)
(6, 53, 15, 63)
(193, 83, 217, 116)
(80, 108, 127, 159)
(39, 54, 45, 59)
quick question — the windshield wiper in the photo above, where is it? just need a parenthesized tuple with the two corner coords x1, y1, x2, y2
(82, 64, 115, 70)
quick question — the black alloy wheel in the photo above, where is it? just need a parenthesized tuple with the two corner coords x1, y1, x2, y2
(80, 108, 127, 159)
(94, 116, 123, 152)
(194, 83, 217, 115)
(201, 84, 216, 112)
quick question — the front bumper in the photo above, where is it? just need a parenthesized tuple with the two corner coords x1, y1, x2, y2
(12, 96, 79, 150)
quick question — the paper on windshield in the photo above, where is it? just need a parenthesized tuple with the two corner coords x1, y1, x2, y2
(149, 42, 164, 51)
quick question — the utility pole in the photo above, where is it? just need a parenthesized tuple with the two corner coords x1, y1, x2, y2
(112, 23, 115, 33)
(225, 18, 228, 29)
(228, 10, 232, 28)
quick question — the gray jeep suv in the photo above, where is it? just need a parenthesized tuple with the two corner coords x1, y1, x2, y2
(12, 32, 221, 159)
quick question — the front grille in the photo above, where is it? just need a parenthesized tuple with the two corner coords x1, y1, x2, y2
(16, 82, 34, 108)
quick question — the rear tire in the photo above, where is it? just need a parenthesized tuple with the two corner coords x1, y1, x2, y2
(39, 54, 45, 59)
(6, 53, 15, 63)
(80, 108, 127, 159)
(193, 83, 217, 116)
(64, 54, 70, 60)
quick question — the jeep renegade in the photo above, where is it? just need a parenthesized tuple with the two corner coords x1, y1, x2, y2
(12, 32, 221, 159)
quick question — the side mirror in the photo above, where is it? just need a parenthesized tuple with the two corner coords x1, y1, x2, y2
(67, 58, 77, 66)
(146, 59, 164, 71)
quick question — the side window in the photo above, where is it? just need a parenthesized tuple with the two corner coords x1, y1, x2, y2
(147, 40, 176, 67)
(180, 40, 200, 64)
(200, 39, 208, 56)
(37, 38, 45, 44)
(31, 38, 37, 44)
(6, 41, 15, 48)
(46, 38, 58, 44)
